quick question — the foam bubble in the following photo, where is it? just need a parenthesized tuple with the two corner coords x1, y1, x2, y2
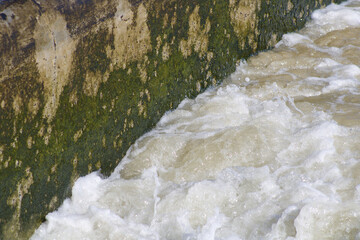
(275, 33, 313, 48)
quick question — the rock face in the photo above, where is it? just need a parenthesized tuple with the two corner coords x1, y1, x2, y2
(0, 0, 344, 238)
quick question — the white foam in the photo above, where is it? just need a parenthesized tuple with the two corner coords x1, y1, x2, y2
(309, 3, 360, 35)
(275, 33, 312, 48)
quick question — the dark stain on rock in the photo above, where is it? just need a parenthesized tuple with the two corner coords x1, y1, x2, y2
(128, 0, 143, 7)
(0, 13, 7, 20)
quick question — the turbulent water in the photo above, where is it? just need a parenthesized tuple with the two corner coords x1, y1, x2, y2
(32, 1, 360, 239)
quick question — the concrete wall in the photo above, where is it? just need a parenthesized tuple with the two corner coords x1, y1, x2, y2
(0, 0, 344, 238)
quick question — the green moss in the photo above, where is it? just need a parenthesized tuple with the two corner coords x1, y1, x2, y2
(207, 0, 239, 80)
(0, 58, 47, 236)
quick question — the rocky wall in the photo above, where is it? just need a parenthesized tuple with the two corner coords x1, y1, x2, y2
(0, 0, 344, 238)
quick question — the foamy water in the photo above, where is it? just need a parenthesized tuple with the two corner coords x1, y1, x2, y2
(32, 1, 360, 239)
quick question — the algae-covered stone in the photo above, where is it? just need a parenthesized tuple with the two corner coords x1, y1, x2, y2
(0, 0, 344, 238)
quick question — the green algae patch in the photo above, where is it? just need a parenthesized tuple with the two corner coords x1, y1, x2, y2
(0, 0, 346, 238)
